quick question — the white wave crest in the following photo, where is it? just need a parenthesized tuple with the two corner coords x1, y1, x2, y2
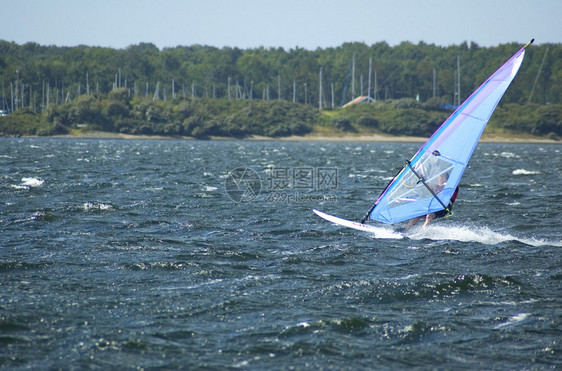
(367, 227, 404, 240)
(512, 169, 540, 175)
(498, 152, 519, 159)
(11, 177, 44, 189)
(406, 224, 562, 247)
(21, 177, 44, 187)
(495, 313, 530, 329)
(83, 201, 112, 211)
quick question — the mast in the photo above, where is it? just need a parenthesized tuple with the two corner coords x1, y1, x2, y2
(153, 81, 160, 100)
(368, 57, 372, 100)
(352, 54, 355, 99)
(360, 75, 363, 96)
(433, 68, 436, 98)
(341, 58, 353, 106)
(292, 80, 296, 103)
(456, 55, 461, 106)
(15, 70, 19, 110)
(2, 80, 5, 111)
(374, 70, 377, 101)
(318, 67, 322, 109)
(527, 46, 548, 104)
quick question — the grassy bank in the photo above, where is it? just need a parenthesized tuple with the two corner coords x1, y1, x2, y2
(1, 96, 560, 142)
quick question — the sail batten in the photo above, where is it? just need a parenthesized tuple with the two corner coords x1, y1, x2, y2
(368, 44, 529, 224)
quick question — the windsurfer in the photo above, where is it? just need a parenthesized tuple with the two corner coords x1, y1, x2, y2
(404, 174, 459, 230)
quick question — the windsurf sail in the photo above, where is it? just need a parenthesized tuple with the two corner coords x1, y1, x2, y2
(363, 40, 533, 224)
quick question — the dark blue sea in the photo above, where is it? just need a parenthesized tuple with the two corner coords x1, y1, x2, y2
(1, 138, 561, 369)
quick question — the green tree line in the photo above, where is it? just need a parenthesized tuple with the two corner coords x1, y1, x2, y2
(0, 40, 560, 138)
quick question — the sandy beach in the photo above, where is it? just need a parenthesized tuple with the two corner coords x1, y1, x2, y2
(47, 131, 560, 144)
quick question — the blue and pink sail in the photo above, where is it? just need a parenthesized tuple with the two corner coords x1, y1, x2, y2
(366, 41, 532, 224)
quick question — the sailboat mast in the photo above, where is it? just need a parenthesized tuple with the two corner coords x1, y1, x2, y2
(433, 68, 436, 98)
(368, 57, 372, 100)
(374, 71, 377, 101)
(527, 46, 548, 104)
(457, 55, 461, 106)
(318, 67, 323, 110)
(352, 54, 355, 99)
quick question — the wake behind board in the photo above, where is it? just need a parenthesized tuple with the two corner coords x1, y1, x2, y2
(313, 209, 403, 239)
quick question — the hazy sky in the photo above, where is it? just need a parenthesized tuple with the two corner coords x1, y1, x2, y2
(2, 0, 560, 49)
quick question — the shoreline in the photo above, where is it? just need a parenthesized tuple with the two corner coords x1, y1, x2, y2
(10, 131, 560, 144)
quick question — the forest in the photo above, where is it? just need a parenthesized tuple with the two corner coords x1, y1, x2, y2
(0, 40, 560, 138)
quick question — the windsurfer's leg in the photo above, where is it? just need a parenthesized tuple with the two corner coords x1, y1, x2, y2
(405, 216, 422, 231)
(423, 213, 436, 227)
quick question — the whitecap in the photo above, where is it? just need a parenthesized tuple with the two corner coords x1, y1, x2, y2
(83, 201, 112, 211)
(498, 152, 519, 159)
(494, 313, 530, 329)
(19, 177, 44, 188)
(512, 169, 540, 175)
(195, 193, 212, 198)
(399, 274, 419, 280)
(407, 224, 562, 247)
(366, 227, 404, 240)
(145, 187, 163, 192)
(329, 224, 403, 240)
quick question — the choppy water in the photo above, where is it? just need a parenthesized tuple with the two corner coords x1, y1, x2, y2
(1, 138, 561, 369)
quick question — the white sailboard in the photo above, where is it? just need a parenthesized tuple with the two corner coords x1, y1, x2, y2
(313, 209, 379, 233)
(312, 209, 403, 239)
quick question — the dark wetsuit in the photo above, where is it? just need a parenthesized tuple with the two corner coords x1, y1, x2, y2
(434, 186, 459, 218)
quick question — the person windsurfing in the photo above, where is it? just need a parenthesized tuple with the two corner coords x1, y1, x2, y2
(404, 173, 459, 230)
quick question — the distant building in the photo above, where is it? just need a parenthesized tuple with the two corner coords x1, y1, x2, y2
(0, 110, 9, 117)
